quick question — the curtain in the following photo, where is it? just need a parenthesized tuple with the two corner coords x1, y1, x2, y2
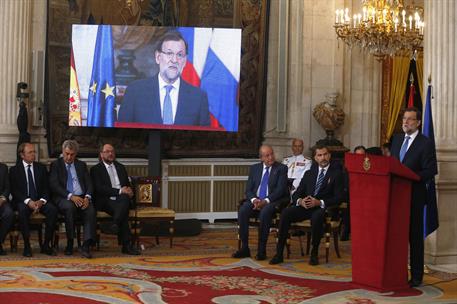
(416, 56, 424, 106)
(386, 56, 410, 141)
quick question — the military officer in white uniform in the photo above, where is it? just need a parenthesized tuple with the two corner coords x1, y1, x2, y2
(282, 139, 312, 194)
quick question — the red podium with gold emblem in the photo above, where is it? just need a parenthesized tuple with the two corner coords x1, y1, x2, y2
(345, 153, 419, 291)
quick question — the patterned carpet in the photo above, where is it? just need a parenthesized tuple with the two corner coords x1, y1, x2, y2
(0, 228, 456, 303)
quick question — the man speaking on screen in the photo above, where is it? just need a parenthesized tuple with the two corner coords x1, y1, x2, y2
(118, 31, 211, 126)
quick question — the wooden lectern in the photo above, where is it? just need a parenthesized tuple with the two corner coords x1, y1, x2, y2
(345, 153, 419, 291)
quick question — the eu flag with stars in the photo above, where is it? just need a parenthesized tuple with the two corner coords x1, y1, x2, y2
(87, 25, 116, 127)
(422, 84, 439, 237)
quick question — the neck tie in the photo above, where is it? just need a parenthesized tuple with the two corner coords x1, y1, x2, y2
(399, 135, 411, 162)
(66, 164, 74, 193)
(108, 164, 117, 188)
(314, 169, 325, 196)
(27, 165, 37, 200)
(163, 85, 173, 124)
(258, 167, 270, 199)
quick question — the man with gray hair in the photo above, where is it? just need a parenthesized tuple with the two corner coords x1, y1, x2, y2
(49, 140, 96, 258)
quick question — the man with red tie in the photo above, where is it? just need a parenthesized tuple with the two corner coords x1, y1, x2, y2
(232, 145, 289, 261)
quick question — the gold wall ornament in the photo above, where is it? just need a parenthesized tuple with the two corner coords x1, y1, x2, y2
(137, 184, 153, 203)
(363, 157, 372, 171)
(334, 0, 424, 60)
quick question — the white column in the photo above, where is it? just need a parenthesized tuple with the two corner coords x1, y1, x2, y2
(0, 0, 32, 163)
(424, 0, 457, 265)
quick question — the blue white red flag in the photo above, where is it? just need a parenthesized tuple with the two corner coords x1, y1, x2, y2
(178, 27, 241, 131)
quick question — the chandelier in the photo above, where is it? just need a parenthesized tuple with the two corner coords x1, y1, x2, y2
(334, 0, 424, 60)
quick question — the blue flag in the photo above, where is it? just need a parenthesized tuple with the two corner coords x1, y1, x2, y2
(422, 84, 439, 237)
(87, 25, 116, 127)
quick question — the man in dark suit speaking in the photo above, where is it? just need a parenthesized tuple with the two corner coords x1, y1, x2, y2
(391, 107, 437, 287)
(118, 31, 210, 126)
(232, 145, 289, 261)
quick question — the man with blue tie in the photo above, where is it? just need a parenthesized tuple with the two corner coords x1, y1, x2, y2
(10, 143, 58, 257)
(118, 31, 210, 127)
(269, 145, 344, 265)
(232, 145, 289, 261)
(49, 140, 97, 258)
(390, 107, 437, 287)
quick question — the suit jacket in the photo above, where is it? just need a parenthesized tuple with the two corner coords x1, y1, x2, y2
(49, 158, 93, 200)
(245, 161, 289, 203)
(90, 161, 131, 208)
(391, 133, 437, 204)
(118, 75, 211, 126)
(9, 161, 50, 205)
(0, 163, 9, 200)
(291, 161, 344, 208)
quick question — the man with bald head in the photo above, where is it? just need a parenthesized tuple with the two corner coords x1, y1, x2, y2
(282, 138, 312, 194)
(232, 145, 289, 261)
(90, 143, 140, 255)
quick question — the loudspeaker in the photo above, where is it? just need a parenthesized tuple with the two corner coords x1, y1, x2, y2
(31, 50, 45, 126)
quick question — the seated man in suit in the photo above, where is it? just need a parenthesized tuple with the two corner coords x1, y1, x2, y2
(282, 138, 312, 194)
(90, 143, 140, 255)
(232, 145, 289, 261)
(270, 145, 344, 265)
(0, 162, 14, 255)
(10, 143, 58, 257)
(50, 140, 96, 258)
(118, 31, 210, 126)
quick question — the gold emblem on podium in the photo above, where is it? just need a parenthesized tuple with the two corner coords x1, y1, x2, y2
(363, 157, 371, 171)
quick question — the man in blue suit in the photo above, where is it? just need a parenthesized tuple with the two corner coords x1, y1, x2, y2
(118, 31, 210, 126)
(390, 107, 437, 287)
(232, 145, 289, 261)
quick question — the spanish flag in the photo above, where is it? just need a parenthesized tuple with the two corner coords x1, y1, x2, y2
(69, 48, 82, 126)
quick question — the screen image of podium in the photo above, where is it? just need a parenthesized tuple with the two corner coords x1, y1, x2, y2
(345, 153, 419, 291)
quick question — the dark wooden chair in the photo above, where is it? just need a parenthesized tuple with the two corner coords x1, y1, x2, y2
(286, 203, 346, 263)
(236, 197, 290, 250)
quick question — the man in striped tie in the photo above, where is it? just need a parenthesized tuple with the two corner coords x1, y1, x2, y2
(270, 145, 344, 265)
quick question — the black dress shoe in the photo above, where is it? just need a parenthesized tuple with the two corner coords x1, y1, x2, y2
(64, 246, 73, 256)
(110, 223, 119, 234)
(23, 246, 32, 257)
(340, 234, 349, 241)
(41, 245, 57, 256)
(232, 249, 251, 258)
(255, 253, 267, 261)
(408, 278, 422, 287)
(0, 246, 6, 256)
(80, 246, 92, 259)
(122, 245, 141, 255)
(269, 255, 284, 265)
(309, 254, 319, 265)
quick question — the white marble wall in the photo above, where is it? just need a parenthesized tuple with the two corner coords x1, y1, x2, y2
(424, 0, 457, 264)
(0, 0, 32, 164)
(0, 0, 47, 165)
(265, 0, 381, 160)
